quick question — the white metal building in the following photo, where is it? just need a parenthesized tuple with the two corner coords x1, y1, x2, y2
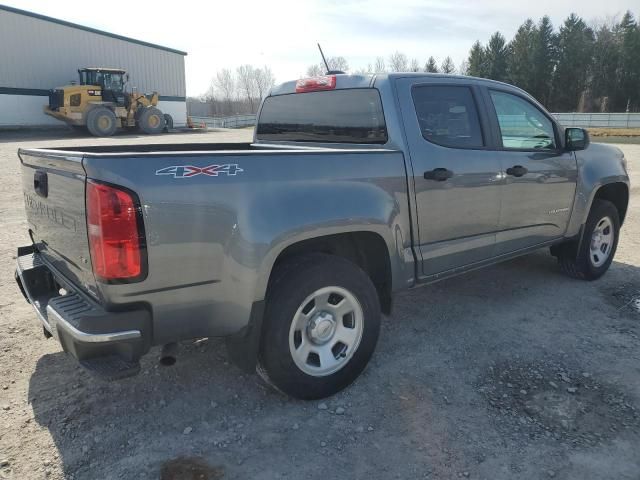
(0, 5, 187, 127)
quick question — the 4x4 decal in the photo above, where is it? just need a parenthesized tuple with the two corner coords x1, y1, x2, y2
(156, 164, 244, 178)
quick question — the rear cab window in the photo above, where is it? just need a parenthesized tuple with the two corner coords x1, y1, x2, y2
(256, 89, 387, 144)
(411, 85, 484, 148)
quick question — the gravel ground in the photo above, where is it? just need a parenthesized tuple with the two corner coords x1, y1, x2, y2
(0, 129, 639, 480)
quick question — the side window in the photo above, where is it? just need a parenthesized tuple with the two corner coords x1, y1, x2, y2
(489, 90, 556, 150)
(412, 85, 484, 148)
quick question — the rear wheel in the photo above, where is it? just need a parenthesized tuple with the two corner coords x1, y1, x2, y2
(556, 199, 620, 280)
(258, 253, 381, 400)
(163, 114, 174, 132)
(86, 107, 117, 137)
(138, 106, 165, 134)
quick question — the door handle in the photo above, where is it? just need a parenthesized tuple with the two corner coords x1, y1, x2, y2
(506, 165, 528, 177)
(424, 168, 453, 181)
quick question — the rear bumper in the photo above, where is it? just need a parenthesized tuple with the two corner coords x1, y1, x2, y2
(15, 245, 151, 376)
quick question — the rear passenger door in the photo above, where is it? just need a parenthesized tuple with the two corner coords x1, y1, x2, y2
(483, 88, 578, 255)
(396, 78, 503, 278)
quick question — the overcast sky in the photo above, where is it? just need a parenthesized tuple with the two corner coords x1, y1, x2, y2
(4, 0, 636, 96)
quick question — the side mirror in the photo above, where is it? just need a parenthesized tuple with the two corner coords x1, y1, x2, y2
(565, 127, 589, 151)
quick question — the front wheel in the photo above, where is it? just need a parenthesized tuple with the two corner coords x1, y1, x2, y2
(556, 199, 620, 280)
(258, 253, 381, 400)
(137, 106, 165, 134)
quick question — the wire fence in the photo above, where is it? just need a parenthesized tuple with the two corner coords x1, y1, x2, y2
(189, 114, 256, 129)
(552, 113, 640, 128)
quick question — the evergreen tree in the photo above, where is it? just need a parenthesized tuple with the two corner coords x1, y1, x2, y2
(424, 56, 439, 73)
(484, 32, 509, 81)
(530, 16, 556, 106)
(441, 56, 456, 74)
(507, 19, 536, 94)
(590, 23, 619, 111)
(551, 14, 594, 111)
(467, 41, 486, 77)
(615, 11, 640, 111)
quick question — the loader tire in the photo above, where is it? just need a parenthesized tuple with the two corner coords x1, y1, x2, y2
(163, 114, 174, 132)
(138, 107, 165, 135)
(86, 107, 117, 137)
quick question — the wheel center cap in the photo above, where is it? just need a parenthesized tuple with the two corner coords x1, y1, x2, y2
(308, 312, 336, 344)
(592, 233, 603, 248)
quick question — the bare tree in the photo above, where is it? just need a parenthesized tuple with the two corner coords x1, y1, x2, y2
(214, 69, 236, 114)
(410, 58, 421, 72)
(236, 65, 258, 111)
(389, 51, 409, 72)
(327, 56, 349, 72)
(306, 56, 349, 76)
(441, 56, 456, 74)
(306, 64, 324, 77)
(458, 60, 469, 75)
(254, 66, 275, 99)
(374, 56, 387, 73)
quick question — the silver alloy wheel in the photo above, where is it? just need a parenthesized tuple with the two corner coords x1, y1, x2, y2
(589, 216, 614, 267)
(288, 286, 364, 377)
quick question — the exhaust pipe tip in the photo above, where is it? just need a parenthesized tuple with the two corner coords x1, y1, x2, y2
(159, 342, 178, 366)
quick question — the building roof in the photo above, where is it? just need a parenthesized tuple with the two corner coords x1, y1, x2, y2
(0, 4, 187, 56)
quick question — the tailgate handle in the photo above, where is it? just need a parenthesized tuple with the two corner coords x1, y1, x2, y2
(34, 170, 48, 198)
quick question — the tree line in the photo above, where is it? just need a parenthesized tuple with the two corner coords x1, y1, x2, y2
(306, 53, 458, 77)
(466, 11, 640, 112)
(191, 10, 639, 116)
(304, 11, 639, 113)
(190, 65, 275, 117)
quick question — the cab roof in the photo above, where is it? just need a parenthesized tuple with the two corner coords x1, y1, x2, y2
(268, 72, 526, 97)
(79, 67, 126, 73)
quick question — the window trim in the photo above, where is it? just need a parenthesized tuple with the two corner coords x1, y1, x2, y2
(409, 83, 489, 151)
(485, 87, 562, 153)
(256, 87, 389, 145)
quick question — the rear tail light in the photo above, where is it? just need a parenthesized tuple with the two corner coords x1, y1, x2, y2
(86, 180, 147, 283)
(295, 75, 336, 93)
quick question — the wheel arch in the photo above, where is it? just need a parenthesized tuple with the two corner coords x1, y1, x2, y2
(226, 229, 397, 373)
(591, 182, 629, 226)
(268, 231, 394, 314)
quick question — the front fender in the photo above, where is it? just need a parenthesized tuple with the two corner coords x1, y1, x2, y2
(566, 143, 630, 238)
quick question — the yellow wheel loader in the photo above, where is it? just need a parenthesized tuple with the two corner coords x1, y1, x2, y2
(44, 68, 173, 137)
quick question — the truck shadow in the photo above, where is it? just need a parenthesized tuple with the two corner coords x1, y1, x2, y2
(27, 250, 640, 479)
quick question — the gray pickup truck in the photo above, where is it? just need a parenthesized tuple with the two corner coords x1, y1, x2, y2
(16, 73, 629, 399)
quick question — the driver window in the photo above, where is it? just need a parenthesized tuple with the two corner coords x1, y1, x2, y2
(490, 90, 556, 150)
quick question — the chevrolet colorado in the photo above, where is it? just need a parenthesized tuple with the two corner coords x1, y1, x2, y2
(15, 73, 629, 399)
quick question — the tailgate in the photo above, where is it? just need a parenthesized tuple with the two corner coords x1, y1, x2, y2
(19, 149, 98, 298)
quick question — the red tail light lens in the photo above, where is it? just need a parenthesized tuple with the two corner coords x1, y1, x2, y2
(86, 180, 146, 282)
(295, 75, 336, 93)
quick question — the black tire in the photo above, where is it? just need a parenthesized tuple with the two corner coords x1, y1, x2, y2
(163, 114, 174, 132)
(556, 199, 620, 280)
(137, 106, 165, 134)
(86, 107, 117, 137)
(258, 253, 381, 400)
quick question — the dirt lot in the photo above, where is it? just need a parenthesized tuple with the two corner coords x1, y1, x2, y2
(0, 129, 639, 480)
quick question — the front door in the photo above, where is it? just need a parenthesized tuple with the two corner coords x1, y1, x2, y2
(484, 88, 578, 254)
(396, 78, 503, 278)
